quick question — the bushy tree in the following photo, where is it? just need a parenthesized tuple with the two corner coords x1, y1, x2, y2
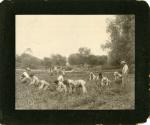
(102, 15, 135, 66)
(18, 53, 42, 69)
(78, 47, 91, 56)
(68, 47, 90, 65)
(68, 47, 107, 66)
(68, 53, 83, 65)
(87, 55, 107, 65)
(43, 57, 52, 68)
(51, 54, 66, 66)
(16, 52, 67, 69)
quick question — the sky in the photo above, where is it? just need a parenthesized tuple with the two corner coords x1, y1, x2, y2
(16, 15, 115, 59)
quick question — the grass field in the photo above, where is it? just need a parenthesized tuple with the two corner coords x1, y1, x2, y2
(15, 70, 135, 110)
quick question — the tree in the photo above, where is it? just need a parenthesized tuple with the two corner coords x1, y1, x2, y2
(43, 57, 52, 68)
(23, 48, 33, 55)
(51, 54, 66, 66)
(102, 15, 135, 66)
(87, 55, 107, 65)
(68, 53, 82, 65)
(68, 53, 107, 66)
(78, 47, 91, 56)
(68, 47, 91, 65)
(68, 46, 108, 66)
(19, 53, 42, 69)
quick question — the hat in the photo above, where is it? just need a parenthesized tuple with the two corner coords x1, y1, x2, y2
(120, 60, 126, 64)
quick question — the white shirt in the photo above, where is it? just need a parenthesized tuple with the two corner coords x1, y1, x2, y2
(22, 72, 30, 78)
(122, 64, 128, 74)
(57, 75, 64, 82)
(89, 72, 96, 80)
(101, 77, 111, 86)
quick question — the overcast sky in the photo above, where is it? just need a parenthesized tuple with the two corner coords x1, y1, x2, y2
(16, 15, 115, 59)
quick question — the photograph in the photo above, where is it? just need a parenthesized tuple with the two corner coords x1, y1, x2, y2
(15, 15, 135, 110)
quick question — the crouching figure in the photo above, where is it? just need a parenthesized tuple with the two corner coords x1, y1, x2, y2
(114, 71, 122, 84)
(29, 74, 50, 90)
(38, 80, 50, 90)
(89, 72, 97, 80)
(20, 71, 31, 84)
(54, 80, 67, 93)
(54, 74, 67, 93)
(67, 79, 87, 94)
(98, 72, 111, 87)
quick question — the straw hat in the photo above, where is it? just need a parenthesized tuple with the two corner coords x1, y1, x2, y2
(120, 60, 126, 64)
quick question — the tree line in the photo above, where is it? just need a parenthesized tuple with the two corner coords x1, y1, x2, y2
(68, 47, 107, 66)
(16, 47, 107, 69)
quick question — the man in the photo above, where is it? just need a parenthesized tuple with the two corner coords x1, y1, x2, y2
(114, 71, 122, 85)
(62, 68, 65, 76)
(89, 72, 96, 80)
(98, 72, 111, 87)
(29, 74, 40, 86)
(56, 73, 67, 92)
(20, 67, 31, 83)
(114, 72, 122, 80)
(121, 60, 129, 88)
(67, 79, 87, 93)
(29, 74, 50, 90)
(57, 74, 64, 83)
(38, 80, 50, 90)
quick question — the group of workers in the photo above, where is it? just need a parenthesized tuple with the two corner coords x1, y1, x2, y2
(89, 60, 129, 88)
(20, 68, 50, 90)
(19, 60, 129, 93)
(20, 67, 87, 93)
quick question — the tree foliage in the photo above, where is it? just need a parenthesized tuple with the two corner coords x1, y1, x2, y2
(16, 53, 66, 69)
(16, 46, 108, 69)
(43, 57, 52, 68)
(68, 47, 107, 66)
(16, 53, 42, 69)
(78, 47, 91, 56)
(68, 53, 83, 65)
(102, 15, 135, 66)
(50, 54, 66, 66)
(41, 54, 66, 68)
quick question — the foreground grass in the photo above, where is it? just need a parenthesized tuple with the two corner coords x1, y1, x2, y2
(15, 70, 134, 110)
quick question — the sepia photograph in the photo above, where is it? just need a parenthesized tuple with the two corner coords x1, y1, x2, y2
(15, 15, 135, 110)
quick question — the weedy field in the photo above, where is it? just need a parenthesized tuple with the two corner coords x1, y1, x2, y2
(16, 70, 134, 110)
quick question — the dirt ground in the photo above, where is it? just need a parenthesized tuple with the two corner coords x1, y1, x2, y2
(15, 70, 135, 110)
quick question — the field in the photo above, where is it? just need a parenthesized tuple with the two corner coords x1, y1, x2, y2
(16, 69, 135, 110)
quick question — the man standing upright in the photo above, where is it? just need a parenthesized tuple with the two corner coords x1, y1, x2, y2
(121, 60, 129, 88)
